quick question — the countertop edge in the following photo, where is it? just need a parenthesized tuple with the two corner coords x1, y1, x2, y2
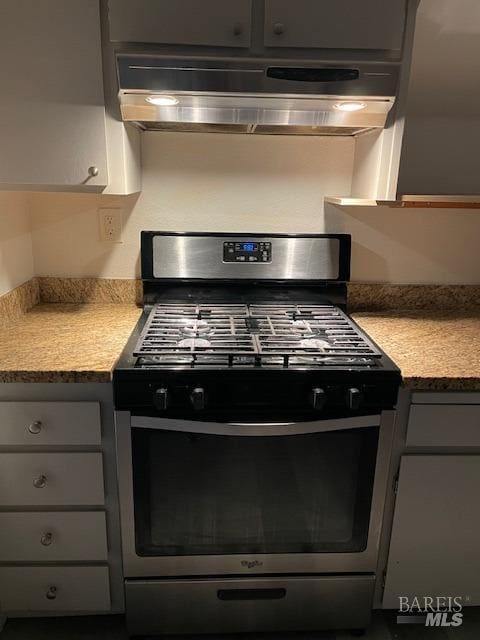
(0, 370, 113, 384)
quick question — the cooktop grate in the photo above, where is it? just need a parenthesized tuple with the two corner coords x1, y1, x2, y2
(134, 303, 381, 368)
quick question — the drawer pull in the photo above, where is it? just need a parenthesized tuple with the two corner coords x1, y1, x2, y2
(33, 475, 47, 489)
(40, 532, 54, 546)
(45, 585, 57, 600)
(28, 421, 43, 435)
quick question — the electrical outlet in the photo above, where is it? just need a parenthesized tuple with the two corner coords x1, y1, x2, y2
(99, 208, 123, 243)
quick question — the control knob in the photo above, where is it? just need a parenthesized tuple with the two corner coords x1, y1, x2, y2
(154, 387, 170, 411)
(310, 387, 326, 411)
(190, 387, 206, 411)
(347, 387, 363, 411)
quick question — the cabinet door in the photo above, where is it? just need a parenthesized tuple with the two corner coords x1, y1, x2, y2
(108, 0, 252, 48)
(397, 0, 480, 196)
(264, 0, 406, 50)
(383, 455, 480, 608)
(0, 0, 108, 191)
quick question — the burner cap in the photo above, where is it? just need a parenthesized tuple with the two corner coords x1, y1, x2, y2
(180, 319, 210, 336)
(291, 320, 310, 332)
(299, 338, 331, 351)
(178, 338, 211, 349)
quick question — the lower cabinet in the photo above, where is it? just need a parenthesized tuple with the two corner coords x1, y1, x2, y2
(0, 388, 123, 617)
(383, 455, 480, 608)
(383, 395, 480, 609)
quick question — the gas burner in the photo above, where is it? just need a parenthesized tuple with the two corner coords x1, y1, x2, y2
(133, 302, 382, 368)
(179, 319, 211, 337)
(291, 355, 376, 367)
(137, 354, 194, 366)
(291, 320, 311, 333)
(299, 338, 331, 350)
(177, 338, 212, 349)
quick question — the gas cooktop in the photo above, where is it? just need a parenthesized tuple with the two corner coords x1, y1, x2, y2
(114, 232, 401, 419)
(133, 302, 380, 369)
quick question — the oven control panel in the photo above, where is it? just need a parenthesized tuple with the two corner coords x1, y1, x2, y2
(223, 241, 272, 263)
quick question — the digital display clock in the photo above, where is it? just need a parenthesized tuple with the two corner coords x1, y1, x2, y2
(223, 241, 272, 263)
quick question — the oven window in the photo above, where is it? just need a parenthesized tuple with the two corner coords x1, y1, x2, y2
(132, 426, 378, 556)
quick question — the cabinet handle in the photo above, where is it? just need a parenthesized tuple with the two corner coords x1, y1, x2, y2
(273, 22, 285, 35)
(45, 585, 57, 600)
(40, 532, 54, 547)
(28, 420, 43, 435)
(33, 474, 47, 489)
(87, 166, 99, 178)
(233, 22, 243, 36)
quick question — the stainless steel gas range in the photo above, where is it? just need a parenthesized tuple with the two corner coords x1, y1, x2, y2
(113, 232, 401, 637)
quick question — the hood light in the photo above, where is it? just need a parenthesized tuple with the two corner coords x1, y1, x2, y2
(333, 101, 366, 112)
(146, 95, 179, 106)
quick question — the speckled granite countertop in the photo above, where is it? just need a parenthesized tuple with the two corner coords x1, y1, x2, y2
(0, 296, 479, 389)
(353, 310, 480, 391)
(0, 303, 141, 383)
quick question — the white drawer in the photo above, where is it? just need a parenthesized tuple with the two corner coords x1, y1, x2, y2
(0, 453, 104, 506)
(0, 512, 108, 562)
(0, 566, 110, 613)
(407, 404, 480, 448)
(0, 402, 101, 447)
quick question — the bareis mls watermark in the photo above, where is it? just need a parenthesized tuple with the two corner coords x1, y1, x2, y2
(397, 596, 467, 627)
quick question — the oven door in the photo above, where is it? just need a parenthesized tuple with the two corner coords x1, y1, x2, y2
(115, 411, 394, 578)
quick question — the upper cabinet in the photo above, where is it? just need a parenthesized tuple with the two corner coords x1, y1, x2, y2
(108, 0, 253, 48)
(0, 0, 140, 195)
(324, 0, 480, 207)
(263, 0, 406, 51)
(108, 0, 407, 55)
(397, 0, 480, 198)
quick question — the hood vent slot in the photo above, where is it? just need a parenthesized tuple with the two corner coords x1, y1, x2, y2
(137, 121, 374, 136)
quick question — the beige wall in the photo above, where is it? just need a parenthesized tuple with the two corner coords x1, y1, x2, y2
(27, 131, 480, 284)
(0, 192, 34, 296)
(30, 132, 354, 279)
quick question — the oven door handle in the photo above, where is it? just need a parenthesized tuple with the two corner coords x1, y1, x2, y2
(130, 414, 381, 436)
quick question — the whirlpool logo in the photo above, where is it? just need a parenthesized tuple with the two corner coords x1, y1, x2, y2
(241, 560, 263, 569)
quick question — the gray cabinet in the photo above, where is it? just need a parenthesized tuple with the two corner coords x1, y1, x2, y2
(0, 0, 140, 194)
(0, 0, 107, 191)
(407, 404, 480, 448)
(0, 402, 101, 447)
(108, 0, 252, 47)
(0, 453, 105, 507)
(397, 0, 480, 196)
(383, 455, 480, 608)
(0, 386, 124, 616)
(0, 567, 110, 613)
(0, 512, 108, 562)
(381, 395, 480, 610)
(264, 0, 406, 50)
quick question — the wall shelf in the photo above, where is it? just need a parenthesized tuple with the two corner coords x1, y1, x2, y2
(325, 195, 480, 209)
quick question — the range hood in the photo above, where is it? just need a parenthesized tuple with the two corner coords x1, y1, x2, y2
(116, 55, 399, 136)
